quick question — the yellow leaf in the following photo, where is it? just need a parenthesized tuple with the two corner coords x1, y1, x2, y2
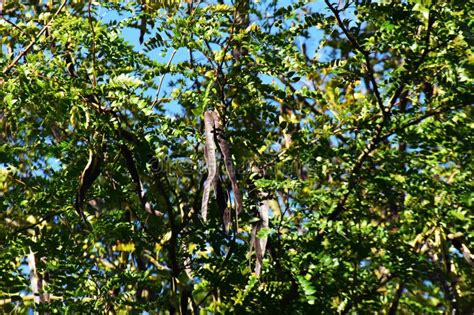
(26, 215, 36, 224)
(114, 242, 136, 252)
(161, 231, 172, 244)
(231, 98, 239, 109)
(257, 143, 268, 154)
(245, 23, 260, 33)
(155, 243, 162, 252)
(188, 243, 197, 252)
(70, 106, 78, 128)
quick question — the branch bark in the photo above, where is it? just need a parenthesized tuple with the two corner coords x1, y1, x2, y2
(388, 282, 404, 315)
(325, 3, 435, 220)
(2, 0, 67, 74)
(324, 0, 385, 115)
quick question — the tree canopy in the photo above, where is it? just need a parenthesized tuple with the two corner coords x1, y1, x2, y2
(0, 0, 472, 313)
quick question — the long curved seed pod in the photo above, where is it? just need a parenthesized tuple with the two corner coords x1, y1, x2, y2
(75, 147, 101, 224)
(201, 111, 218, 221)
(121, 144, 163, 217)
(212, 110, 243, 218)
(251, 164, 270, 276)
(28, 248, 44, 304)
(215, 176, 230, 233)
(254, 199, 269, 276)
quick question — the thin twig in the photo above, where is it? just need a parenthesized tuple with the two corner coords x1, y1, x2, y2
(388, 12, 434, 108)
(342, 275, 394, 314)
(325, 0, 385, 115)
(380, 102, 470, 142)
(196, 230, 236, 307)
(152, 48, 177, 107)
(217, 2, 241, 71)
(10, 211, 64, 237)
(326, 5, 435, 220)
(2, 0, 67, 74)
(88, 0, 97, 88)
(0, 17, 26, 34)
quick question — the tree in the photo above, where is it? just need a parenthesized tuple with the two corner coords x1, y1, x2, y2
(0, 0, 472, 313)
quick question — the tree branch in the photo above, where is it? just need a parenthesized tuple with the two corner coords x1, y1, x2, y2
(2, 0, 67, 74)
(388, 10, 434, 108)
(327, 5, 436, 220)
(325, 0, 385, 115)
(151, 48, 177, 108)
(88, 0, 97, 88)
(380, 102, 471, 142)
(388, 282, 404, 315)
(8, 211, 64, 237)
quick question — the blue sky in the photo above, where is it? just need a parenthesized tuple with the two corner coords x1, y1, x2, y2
(96, 0, 337, 115)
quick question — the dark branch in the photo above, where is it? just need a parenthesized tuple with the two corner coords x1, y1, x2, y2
(325, 0, 385, 115)
(2, 1, 67, 74)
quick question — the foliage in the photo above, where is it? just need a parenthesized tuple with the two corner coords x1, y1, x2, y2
(0, 0, 472, 313)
